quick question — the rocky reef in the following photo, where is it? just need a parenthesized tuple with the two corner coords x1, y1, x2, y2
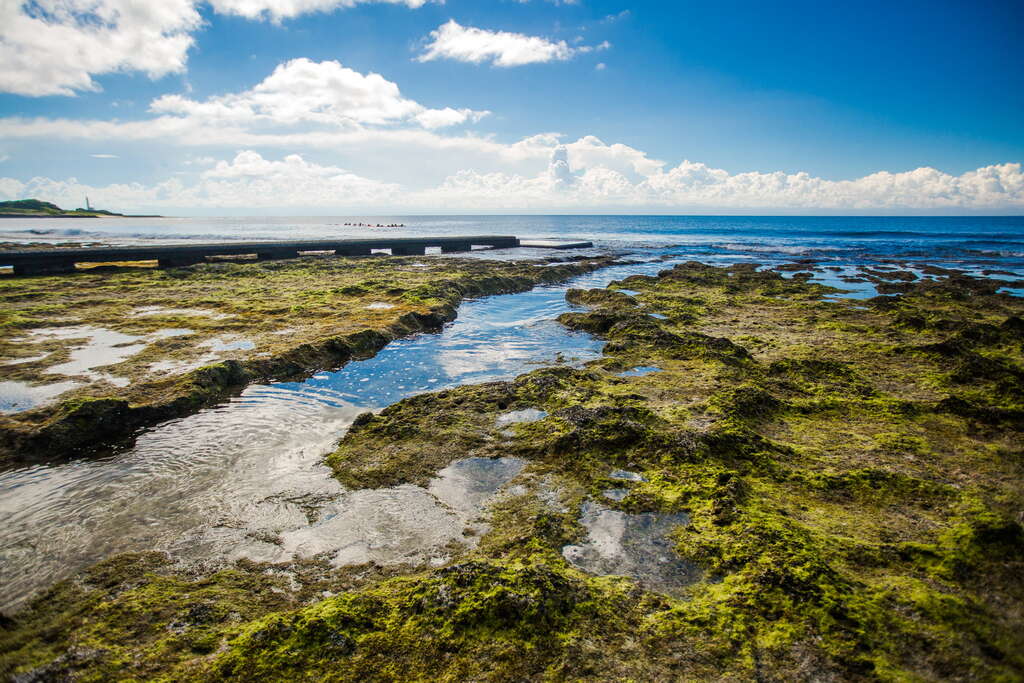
(2, 262, 1022, 681)
(0, 254, 612, 463)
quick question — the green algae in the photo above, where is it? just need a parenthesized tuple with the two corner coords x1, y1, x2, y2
(3, 261, 1023, 681)
(0, 255, 613, 463)
(320, 261, 1024, 679)
(207, 561, 664, 682)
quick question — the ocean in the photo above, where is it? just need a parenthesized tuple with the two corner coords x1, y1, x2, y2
(2, 215, 1021, 260)
(5, 214, 1022, 296)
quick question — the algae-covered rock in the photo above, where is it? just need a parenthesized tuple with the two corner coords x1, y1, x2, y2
(0, 255, 614, 463)
(565, 287, 639, 308)
(4, 261, 1023, 681)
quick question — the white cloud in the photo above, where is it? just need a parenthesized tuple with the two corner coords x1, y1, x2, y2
(426, 151, 1024, 211)
(0, 116, 544, 188)
(2, 146, 1022, 213)
(199, 150, 399, 204)
(90, 154, 119, 159)
(148, 58, 489, 130)
(417, 20, 599, 67)
(0, 52, 1020, 212)
(0, 58, 506, 189)
(0, 177, 26, 198)
(0, 0, 435, 97)
(548, 145, 573, 188)
(0, 0, 201, 96)
(0, 151, 399, 210)
(565, 135, 665, 178)
(414, 107, 491, 130)
(208, 0, 433, 21)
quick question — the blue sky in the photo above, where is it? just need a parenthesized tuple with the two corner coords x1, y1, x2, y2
(0, 0, 1021, 213)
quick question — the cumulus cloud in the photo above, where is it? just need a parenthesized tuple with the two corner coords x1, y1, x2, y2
(0, 0, 434, 96)
(413, 107, 491, 130)
(0, 57, 507, 188)
(417, 20, 601, 67)
(0, 115, 546, 189)
(0, 0, 201, 96)
(426, 150, 1024, 211)
(564, 135, 664, 179)
(548, 146, 574, 188)
(0, 51, 1020, 212)
(148, 58, 489, 130)
(199, 150, 400, 204)
(0, 151, 399, 209)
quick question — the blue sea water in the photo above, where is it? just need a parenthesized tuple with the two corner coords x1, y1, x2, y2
(5, 214, 1021, 295)
(3, 214, 1023, 268)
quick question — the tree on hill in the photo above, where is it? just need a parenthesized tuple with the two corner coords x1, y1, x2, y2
(0, 199, 63, 212)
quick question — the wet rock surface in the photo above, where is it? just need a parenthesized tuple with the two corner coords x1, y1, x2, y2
(276, 457, 526, 568)
(0, 255, 613, 463)
(562, 502, 696, 594)
(2, 261, 1023, 681)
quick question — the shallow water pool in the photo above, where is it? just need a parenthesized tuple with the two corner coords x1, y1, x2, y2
(0, 255, 690, 611)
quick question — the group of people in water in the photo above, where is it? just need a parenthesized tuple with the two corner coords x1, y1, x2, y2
(343, 222, 405, 228)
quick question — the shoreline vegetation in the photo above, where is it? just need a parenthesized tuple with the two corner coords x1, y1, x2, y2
(0, 199, 161, 219)
(0, 254, 614, 463)
(1, 258, 1022, 680)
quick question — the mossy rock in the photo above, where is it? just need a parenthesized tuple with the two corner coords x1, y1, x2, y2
(5, 261, 1024, 681)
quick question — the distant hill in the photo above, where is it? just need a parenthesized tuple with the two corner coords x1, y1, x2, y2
(0, 199, 157, 218)
(0, 199, 66, 213)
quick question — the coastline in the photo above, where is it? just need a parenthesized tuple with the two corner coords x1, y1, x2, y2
(1, 261, 1020, 680)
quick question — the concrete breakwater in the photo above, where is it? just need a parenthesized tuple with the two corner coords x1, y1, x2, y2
(0, 235, 522, 275)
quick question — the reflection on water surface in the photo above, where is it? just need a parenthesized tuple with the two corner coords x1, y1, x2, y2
(0, 256, 685, 611)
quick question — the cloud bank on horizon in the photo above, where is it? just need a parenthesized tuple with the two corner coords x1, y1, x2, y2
(0, 0, 1020, 213)
(4, 144, 1021, 213)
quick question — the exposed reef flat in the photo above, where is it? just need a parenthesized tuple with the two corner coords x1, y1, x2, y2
(0, 254, 613, 463)
(1, 262, 1022, 681)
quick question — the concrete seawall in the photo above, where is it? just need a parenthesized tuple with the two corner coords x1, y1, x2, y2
(0, 236, 521, 275)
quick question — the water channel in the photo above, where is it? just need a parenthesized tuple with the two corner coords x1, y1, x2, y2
(0, 253, 708, 611)
(6, 240, 964, 611)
